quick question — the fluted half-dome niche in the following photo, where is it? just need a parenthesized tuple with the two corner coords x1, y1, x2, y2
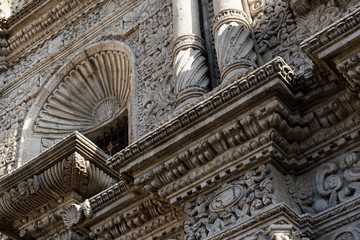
(33, 43, 132, 135)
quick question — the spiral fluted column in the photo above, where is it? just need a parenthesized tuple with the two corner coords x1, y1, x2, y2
(213, 0, 257, 84)
(172, 0, 209, 109)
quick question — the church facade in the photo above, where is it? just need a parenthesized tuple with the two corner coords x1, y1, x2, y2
(1, 0, 360, 239)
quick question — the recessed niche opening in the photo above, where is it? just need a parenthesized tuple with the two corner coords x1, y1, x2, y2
(86, 110, 129, 156)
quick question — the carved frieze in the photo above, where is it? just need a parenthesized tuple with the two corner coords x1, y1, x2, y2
(254, 0, 352, 77)
(184, 164, 273, 239)
(136, 2, 175, 135)
(287, 151, 360, 214)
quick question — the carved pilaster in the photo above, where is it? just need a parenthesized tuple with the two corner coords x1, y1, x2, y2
(173, 35, 209, 108)
(213, 9, 257, 84)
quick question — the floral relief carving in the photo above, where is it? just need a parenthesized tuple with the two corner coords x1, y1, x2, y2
(0, 74, 40, 175)
(136, 3, 176, 136)
(184, 164, 273, 239)
(252, 0, 351, 76)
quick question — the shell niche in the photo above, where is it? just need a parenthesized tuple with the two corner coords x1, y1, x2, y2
(34, 45, 132, 135)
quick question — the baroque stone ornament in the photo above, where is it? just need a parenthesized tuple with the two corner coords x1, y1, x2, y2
(337, 53, 360, 95)
(3, 0, 360, 239)
(213, 9, 257, 84)
(184, 164, 273, 239)
(173, 35, 209, 108)
(33, 43, 132, 135)
(62, 200, 92, 228)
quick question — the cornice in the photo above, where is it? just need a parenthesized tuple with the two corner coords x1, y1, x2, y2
(300, 6, 360, 79)
(107, 57, 295, 170)
(208, 203, 314, 240)
(0, 131, 117, 189)
(301, 7, 360, 55)
(313, 195, 360, 237)
(0, 0, 48, 29)
(0, 132, 119, 238)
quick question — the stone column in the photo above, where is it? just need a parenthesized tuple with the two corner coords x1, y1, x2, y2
(172, 0, 209, 109)
(213, 0, 257, 84)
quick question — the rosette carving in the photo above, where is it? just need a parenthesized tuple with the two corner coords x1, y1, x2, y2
(173, 35, 209, 108)
(213, 9, 257, 84)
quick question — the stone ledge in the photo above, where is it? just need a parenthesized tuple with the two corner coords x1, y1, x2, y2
(0, 131, 119, 239)
(107, 57, 295, 171)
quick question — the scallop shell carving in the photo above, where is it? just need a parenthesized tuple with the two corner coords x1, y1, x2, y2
(62, 204, 83, 228)
(34, 49, 131, 135)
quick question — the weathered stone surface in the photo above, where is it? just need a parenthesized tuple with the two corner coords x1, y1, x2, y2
(1, 0, 360, 239)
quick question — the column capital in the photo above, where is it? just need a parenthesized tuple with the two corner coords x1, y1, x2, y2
(213, 9, 251, 34)
(173, 35, 206, 57)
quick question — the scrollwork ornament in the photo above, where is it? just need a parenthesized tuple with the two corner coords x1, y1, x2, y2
(184, 165, 272, 238)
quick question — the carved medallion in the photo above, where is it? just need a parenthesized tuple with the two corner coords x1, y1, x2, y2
(209, 185, 244, 212)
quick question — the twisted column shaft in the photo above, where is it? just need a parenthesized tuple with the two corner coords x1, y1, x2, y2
(213, 0, 257, 84)
(172, 0, 209, 109)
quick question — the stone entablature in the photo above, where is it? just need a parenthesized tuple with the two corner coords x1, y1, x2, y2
(1, 0, 360, 239)
(0, 132, 119, 239)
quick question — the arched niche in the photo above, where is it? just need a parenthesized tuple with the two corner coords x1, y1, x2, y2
(19, 41, 136, 165)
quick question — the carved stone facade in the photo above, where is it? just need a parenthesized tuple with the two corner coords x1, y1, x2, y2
(1, 0, 360, 239)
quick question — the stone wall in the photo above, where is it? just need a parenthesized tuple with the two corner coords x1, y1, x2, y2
(1, 0, 360, 239)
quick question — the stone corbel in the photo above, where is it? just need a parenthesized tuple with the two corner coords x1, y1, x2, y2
(173, 35, 209, 108)
(212, 4, 257, 84)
